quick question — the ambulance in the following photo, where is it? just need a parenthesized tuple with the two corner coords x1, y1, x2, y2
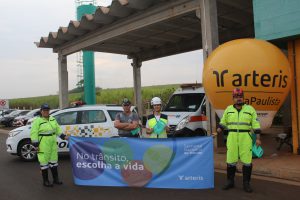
(162, 84, 208, 137)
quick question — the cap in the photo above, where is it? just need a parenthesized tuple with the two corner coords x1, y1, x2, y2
(41, 103, 50, 110)
(122, 98, 131, 106)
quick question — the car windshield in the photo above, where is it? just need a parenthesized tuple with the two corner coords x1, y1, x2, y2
(7, 110, 22, 117)
(19, 110, 30, 116)
(25, 109, 39, 117)
(50, 109, 60, 115)
(2, 109, 15, 115)
(163, 93, 205, 112)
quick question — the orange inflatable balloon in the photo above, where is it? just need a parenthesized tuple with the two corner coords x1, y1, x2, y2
(203, 39, 291, 130)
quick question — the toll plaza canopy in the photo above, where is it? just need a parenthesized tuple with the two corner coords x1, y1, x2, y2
(35, 0, 254, 126)
(36, 0, 253, 61)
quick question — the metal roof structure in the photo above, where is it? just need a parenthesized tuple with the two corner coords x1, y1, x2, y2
(35, 0, 254, 61)
(35, 0, 255, 138)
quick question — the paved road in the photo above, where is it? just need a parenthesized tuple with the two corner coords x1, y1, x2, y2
(0, 130, 300, 200)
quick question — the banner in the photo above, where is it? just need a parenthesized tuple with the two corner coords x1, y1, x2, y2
(69, 136, 214, 189)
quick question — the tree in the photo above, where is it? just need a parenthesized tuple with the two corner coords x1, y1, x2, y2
(76, 79, 84, 89)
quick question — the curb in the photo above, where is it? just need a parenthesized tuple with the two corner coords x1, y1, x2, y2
(215, 169, 300, 186)
(214, 153, 300, 183)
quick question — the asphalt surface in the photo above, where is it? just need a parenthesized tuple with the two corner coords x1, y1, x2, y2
(1, 130, 300, 200)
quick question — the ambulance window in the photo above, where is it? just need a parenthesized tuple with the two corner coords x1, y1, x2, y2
(55, 111, 78, 125)
(81, 110, 107, 124)
(164, 93, 205, 112)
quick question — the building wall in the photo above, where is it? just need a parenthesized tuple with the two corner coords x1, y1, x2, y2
(254, 0, 300, 40)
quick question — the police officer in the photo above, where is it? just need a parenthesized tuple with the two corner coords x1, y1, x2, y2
(215, 88, 261, 193)
(30, 103, 67, 187)
(146, 97, 169, 138)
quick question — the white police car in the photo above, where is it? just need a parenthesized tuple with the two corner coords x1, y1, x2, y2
(6, 105, 137, 161)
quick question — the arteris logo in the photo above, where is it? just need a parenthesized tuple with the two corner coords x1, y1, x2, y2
(213, 69, 288, 88)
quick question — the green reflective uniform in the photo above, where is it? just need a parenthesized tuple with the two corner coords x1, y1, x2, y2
(220, 104, 260, 164)
(147, 114, 168, 138)
(30, 116, 62, 167)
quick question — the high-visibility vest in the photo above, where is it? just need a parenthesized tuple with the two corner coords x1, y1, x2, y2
(220, 104, 261, 133)
(148, 113, 168, 138)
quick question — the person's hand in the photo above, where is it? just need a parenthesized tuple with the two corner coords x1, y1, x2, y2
(216, 128, 223, 134)
(165, 126, 170, 133)
(212, 132, 218, 137)
(256, 138, 261, 146)
(146, 128, 153, 134)
(149, 128, 153, 134)
(132, 123, 138, 129)
(32, 142, 39, 151)
(32, 144, 39, 152)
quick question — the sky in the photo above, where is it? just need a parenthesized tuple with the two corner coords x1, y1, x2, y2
(0, 0, 203, 99)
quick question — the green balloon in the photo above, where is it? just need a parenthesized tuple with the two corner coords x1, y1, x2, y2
(143, 145, 173, 174)
(102, 140, 133, 168)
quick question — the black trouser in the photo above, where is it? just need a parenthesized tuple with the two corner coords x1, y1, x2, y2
(223, 164, 236, 190)
(243, 164, 253, 192)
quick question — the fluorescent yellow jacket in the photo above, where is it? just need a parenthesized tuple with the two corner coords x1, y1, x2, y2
(30, 116, 62, 144)
(220, 104, 260, 133)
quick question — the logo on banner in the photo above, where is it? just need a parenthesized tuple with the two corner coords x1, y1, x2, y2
(184, 144, 203, 155)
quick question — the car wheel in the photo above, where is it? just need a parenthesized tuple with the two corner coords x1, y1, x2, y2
(17, 140, 37, 161)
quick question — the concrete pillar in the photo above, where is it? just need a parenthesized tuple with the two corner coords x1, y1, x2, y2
(288, 40, 300, 154)
(58, 52, 69, 109)
(197, 0, 220, 145)
(83, 51, 96, 105)
(131, 58, 143, 118)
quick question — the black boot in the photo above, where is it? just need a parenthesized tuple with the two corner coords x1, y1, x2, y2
(243, 165, 253, 193)
(41, 169, 53, 187)
(222, 165, 236, 190)
(50, 166, 63, 185)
